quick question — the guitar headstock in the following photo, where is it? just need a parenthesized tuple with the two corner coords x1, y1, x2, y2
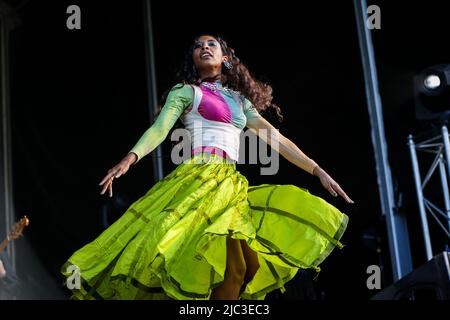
(8, 216, 30, 241)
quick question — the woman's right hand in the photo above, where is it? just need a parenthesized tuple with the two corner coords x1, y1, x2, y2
(99, 152, 137, 197)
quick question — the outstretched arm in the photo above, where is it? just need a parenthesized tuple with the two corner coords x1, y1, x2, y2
(246, 114, 354, 204)
(245, 115, 318, 174)
(129, 84, 193, 164)
(99, 84, 193, 197)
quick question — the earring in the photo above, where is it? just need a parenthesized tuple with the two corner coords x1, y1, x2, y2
(223, 60, 233, 71)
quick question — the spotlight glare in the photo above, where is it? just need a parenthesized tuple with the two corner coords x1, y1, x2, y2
(424, 75, 441, 89)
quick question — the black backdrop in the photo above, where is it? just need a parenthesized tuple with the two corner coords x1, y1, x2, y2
(6, 0, 450, 299)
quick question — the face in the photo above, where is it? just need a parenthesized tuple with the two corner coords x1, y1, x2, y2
(192, 35, 228, 72)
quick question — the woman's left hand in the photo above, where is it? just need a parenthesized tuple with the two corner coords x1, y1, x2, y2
(313, 166, 354, 204)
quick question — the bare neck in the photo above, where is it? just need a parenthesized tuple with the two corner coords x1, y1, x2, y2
(198, 68, 222, 82)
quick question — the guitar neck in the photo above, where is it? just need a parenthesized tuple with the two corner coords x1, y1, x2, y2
(0, 238, 9, 255)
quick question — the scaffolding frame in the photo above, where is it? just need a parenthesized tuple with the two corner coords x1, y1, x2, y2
(408, 126, 450, 261)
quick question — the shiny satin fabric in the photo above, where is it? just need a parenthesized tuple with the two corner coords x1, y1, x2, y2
(61, 153, 348, 300)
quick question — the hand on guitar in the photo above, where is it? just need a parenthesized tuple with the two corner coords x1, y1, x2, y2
(0, 260, 5, 279)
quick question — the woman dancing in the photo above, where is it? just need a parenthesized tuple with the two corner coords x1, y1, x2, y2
(61, 34, 354, 300)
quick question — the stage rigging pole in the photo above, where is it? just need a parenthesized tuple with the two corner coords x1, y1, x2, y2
(142, 0, 164, 181)
(353, 0, 413, 281)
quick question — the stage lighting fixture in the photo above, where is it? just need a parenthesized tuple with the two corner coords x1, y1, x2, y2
(424, 75, 441, 90)
(414, 64, 450, 123)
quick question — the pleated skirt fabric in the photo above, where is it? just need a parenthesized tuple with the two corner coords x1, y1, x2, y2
(61, 153, 348, 300)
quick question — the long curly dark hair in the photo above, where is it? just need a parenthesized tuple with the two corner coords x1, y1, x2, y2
(157, 34, 283, 122)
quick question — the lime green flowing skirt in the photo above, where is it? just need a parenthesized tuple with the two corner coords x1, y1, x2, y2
(61, 153, 348, 300)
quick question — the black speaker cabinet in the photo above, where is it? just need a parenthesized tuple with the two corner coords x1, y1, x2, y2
(372, 251, 450, 300)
